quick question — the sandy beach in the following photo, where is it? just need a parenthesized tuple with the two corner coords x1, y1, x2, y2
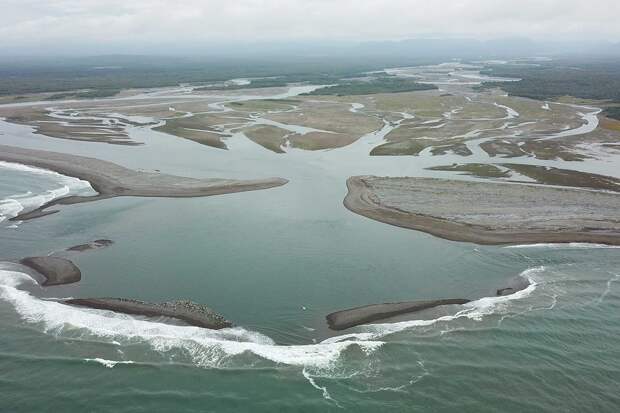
(0, 144, 288, 220)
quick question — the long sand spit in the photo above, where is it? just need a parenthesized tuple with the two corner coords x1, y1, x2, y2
(344, 176, 620, 245)
(0, 144, 288, 220)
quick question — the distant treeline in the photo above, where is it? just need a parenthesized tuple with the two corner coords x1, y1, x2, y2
(304, 77, 437, 96)
(478, 59, 620, 120)
(604, 107, 620, 120)
(194, 72, 376, 91)
(47, 89, 121, 100)
(0, 56, 442, 96)
(194, 78, 290, 91)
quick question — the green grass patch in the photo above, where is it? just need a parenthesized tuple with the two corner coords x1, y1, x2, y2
(304, 77, 437, 96)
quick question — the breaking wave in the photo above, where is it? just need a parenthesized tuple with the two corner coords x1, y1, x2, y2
(0, 264, 543, 369)
(0, 161, 94, 223)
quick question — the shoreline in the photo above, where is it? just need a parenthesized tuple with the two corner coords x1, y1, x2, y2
(326, 299, 470, 330)
(19, 256, 81, 286)
(0, 144, 288, 220)
(344, 176, 620, 246)
(64, 298, 232, 330)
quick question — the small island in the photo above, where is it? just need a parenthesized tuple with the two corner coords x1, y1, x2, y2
(64, 298, 232, 329)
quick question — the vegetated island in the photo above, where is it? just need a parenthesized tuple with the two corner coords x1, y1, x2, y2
(304, 77, 437, 96)
(344, 176, 620, 245)
(47, 88, 121, 100)
(477, 60, 620, 120)
(0, 144, 288, 220)
(426, 163, 620, 192)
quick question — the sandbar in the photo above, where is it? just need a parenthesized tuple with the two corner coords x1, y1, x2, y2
(64, 298, 232, 329)
(20, 256, 81, 286)
(344, 176, 620, 245)
(0, 144, 288, 220)
(326, 299, 470, 330)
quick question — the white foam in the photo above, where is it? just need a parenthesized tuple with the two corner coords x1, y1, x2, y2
(0, 267, 381, 369)
(0, 265, 543, 370)
(506, 243, 620, 249)
(85, 358, 135, 368)
(0, 161, 95, 223)
(303, 368, 342, 406)
(324, 267, 543, 342)
(598, 274, 620, 304)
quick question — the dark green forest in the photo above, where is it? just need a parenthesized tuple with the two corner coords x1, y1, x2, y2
(479, 59, 620, 119)
(304, 77, 437, 96)
(0, 55, 440, 96)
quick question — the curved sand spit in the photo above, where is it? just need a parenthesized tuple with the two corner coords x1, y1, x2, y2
(344, 176, 620, 245)
(0, 144, 288, 220)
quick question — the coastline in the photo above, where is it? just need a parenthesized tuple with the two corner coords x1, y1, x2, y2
(344, 176, 620, 245)
(0, 144, 288, 220)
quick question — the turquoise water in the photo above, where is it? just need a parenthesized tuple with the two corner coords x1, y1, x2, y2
(1, 82, 620, 411)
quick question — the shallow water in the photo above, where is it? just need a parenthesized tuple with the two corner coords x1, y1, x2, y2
(1, 68, 620, 411)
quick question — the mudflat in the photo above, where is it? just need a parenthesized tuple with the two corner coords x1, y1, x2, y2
(344, 176, 620, 245)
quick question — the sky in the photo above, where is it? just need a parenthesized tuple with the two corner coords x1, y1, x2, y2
(2, 0, 620, 55)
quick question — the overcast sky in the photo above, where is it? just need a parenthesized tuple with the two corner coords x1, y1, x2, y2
(2, 0, 620, 54)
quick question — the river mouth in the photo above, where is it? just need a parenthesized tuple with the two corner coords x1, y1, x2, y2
(1, 62, 620, 409)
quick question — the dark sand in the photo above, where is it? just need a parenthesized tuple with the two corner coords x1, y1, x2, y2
(64, 298, 232, 329)
(344, 176, 620, 245)
(0, 144, 288, 220)
(497, 275, 531, 296)
(66, 239, 114, 252)
(326, 275, 531, 330)
(326, 299, 470, 330)
(20, 257, 81, 286)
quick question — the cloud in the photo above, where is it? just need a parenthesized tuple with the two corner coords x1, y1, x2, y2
(1, 0, 619, 53)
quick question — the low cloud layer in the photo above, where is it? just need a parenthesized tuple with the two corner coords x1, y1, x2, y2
(2, 0, 619, 54)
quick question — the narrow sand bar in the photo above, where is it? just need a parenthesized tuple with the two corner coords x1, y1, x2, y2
(0, 144, 288, 220)
(64, 298, 232, 329)
(344, 176, 620, 245)
(326, 299, 470, 330)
